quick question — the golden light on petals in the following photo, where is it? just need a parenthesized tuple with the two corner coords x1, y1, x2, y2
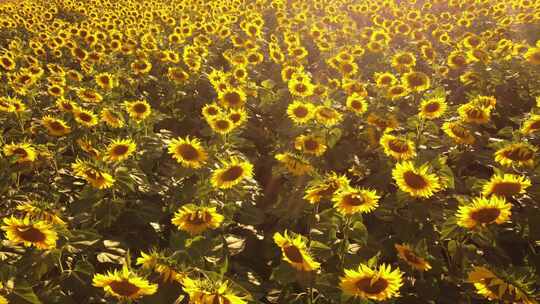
(340, 263, 403, 301)
(456, 196, 512, 229)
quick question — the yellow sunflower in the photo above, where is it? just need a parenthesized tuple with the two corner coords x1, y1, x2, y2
(442, 121, 475, 145)
(294, 134, 327, 156)
(468, 266, 537, 304)
(387, 84, 409, 100)
(402, 71, 430, 92)
(395, 244, 431, 271)
(286, 101, 315, 125)
(332, 186, 380, 215)
(171, 204, 224, 235)
(218, 87, 247, 109)
(456, 196, 512, 229)
(304, 172, 350, 204)
(521, 114, 540, 135)
(458, 103, 491, 124)
(92, 266, 158, 300)
(380, 134, 416, 160)
(482, 173, 531, 198)
(211, 157, 254, 189)
(71, 159, 115, 189)
(273, 231, 320, 272)
(524, 46, 540, 65)
(95, 72, 117, 90)
(104, 139, 136, 162)
(137, 250, 184, 283)
(76, 88, 103, 103)
(288, 78, 314, 98)
(73, 108, 99, 128)
(168, 137, 208, 169)
(42, 116, 72, 136)
(0, 295, 7, 304)
(1, 216, 58, 250)
(374, 72, 398, 88)
(275, 152, 313, 176)
(56, 97, 77, 112)
(202, 103, 222, 121)
(100, 108, 125, 128)
(209, 115, 235, 135)
(346, 93, 368, 115)
(392, 161, 442, 198)
(340, 263, 403, 301)
(419, 97, 447, 120)
(124, 100, 152, 122)
(182, 277, 248, 304)
(391, 51, 416, 71)
(3, 142, 37, 163)
(314, 105, 342, 126)
(228, 108, 248, 127)
(494, 143, 536, 167)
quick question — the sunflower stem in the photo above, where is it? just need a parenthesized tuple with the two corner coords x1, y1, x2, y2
(339, 216, 351, 268)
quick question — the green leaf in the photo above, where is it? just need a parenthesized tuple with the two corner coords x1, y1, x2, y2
(10, 282, 42, 304)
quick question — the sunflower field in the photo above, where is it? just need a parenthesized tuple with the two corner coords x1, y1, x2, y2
(0, 0, 540, 303)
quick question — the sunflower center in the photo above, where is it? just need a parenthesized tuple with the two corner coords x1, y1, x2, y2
(215, 119, 230, 130)
(50, 121, 66, 131)
(293, 106, 308, 118)
(224, 91, 242, 106)
(304, 139, 319, 151)
(317, 107, 334, 119)
(467, 108, 484, 119)
(294, 83, 307, 93)
(407, 74, 425, 87)
(16, 226, 46, 243)
(529, 120, 540, 130)
(403, 249, 422, 264)
(343, 194, 365, 206)
(133, 103, 148, 113)
(12, 147, 28, 157)
(283, 245, 304, 263)
(177, 144, 199, 160)
(350, 99, 364, 110)
(403, 171, 428, 189)
(388, 140, 409, 153)
(355, 277, 389, 294)
(109, 279, 140, 297)
(206, 107, 219, 116)
(222, 165, 244, 182)
(79, 112, 92, 122)
(471, 207, 501, 224)
(490, 182, 521, 196)
(188, 212, 210, 225)
(424, 102, 440, 113)
(380, 76, 392, 85)
(503, 147, 533, 161)
(397, 55, 413, 65)
(112, 144, 129, 156)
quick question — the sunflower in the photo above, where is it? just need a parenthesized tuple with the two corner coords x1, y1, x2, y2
(218, 87, 247, 108)
(391, 51, 416, 71)
(304, 172, 350, 204)
(288, 78, 314, 98)
(77, 139, 101, 160)
(442, 121, 475, 145)
(100, 108, 125, 128)
(346, 93, 368, 115)
(228, 108, 248, 127)
(468, 266, 537, 303)
(76, 88, 103, 103)
(332, 186, 380, 215)
(124, 100, 151, 122)
(74, 108, 99, 128)
(273, 231, 320, 272)
(392, 161, 442, 198)
(181, 277, 248, 304)
(16, 202, 65, 226)
(104, 139, 136, 162)
(380, 134, 416, 160)
(137, 250, 184, 283)
(294, 134, 327, 156)
(456, 196, 512, 229)
(524, 46, 540, 65)
(482, 173, 531, 198)
(387, 84, 409, 100)
(340, 263, 403, 301)
(95, 72, 117, 90)
(419, 97, 447, 119)
(92, 266, 158, 300)
(42, 116, 71, 136)
(458, 103, 491, 124)
(494, 143, 536, 167)
(167, 67, 189, 84)
(209, 115, 235, 135)
(0, 55, 16, 71)
(1, 216, 58, 250)
(395, 244, 431, 271)
(202, 103, 222, 121)
(0, 295, 7, 304)
(402, 71, 430, 92)
(374, 72, 398, 88)
(71, 159, 115, 189)
(275, 152, 313, 176)
(3, 142, 37, 163)
(521, 114, 540, 135)
(171, 204, 224, 235)
(56, 97, 77, 112)
(447, 50, 469, 69)
(314, 105, 342, 126)
(131, 59, 153, 75)
(287, 101, 315, 125)
(167, 137, 208, 169)
(211, 157, 253, 189)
